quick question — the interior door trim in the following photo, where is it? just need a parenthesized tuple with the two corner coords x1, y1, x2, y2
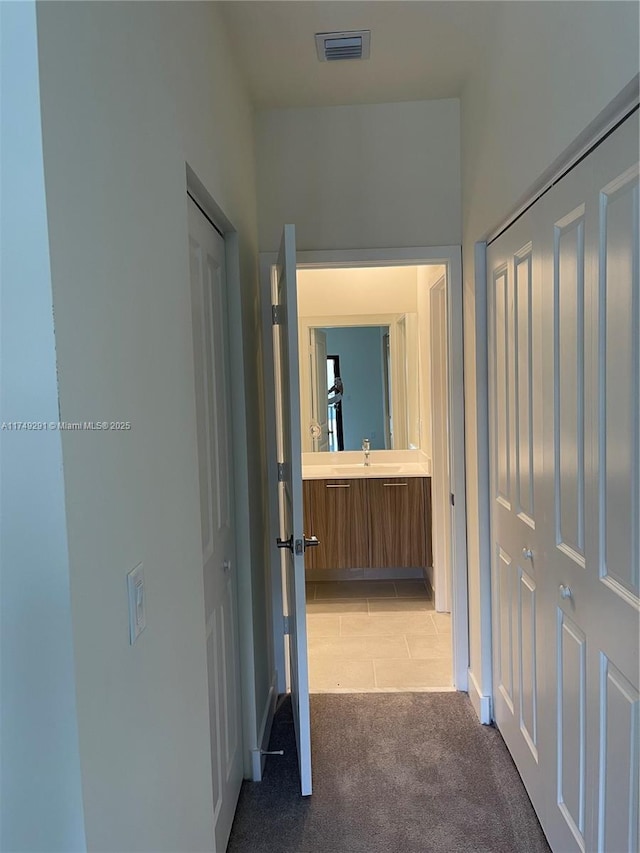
(260, 244, 469, 693)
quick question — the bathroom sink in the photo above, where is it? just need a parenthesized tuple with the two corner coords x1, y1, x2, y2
(330, 463, 404, 476)
(329, 465, 368, 475)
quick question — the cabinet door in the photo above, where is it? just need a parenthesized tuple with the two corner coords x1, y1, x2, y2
(369, 478, 429, 568)
(302, 479, 369, 570)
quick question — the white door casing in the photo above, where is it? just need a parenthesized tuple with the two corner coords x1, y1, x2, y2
(187, 197, 244, 851)
(273, 224, 313, 796)
(488, 115, 639, 853)
(430, 276, 453, 613)
(260, 246, 468, 695)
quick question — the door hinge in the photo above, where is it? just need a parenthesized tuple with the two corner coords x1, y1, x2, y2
(450, 493, 455, 506)
(277, 462, 286, 482)
(271, 304, 281, 326)
(283, 615, 291, 635)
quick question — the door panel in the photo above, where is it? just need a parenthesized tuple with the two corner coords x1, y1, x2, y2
(368, 478, 428, 568)
(496, 546, 515, 712)
(302, 479, 368, 570)
(517, 568, 537, 759)
(273, 224, 312, 796)
(597, 656, 639, 853)
(556, 611, 587, 848)
(514, 246, 535, 524)
(493, 264, 512, 508)
(599, 166, 639, 599)
(489, 115, 639, 852)
(187, 197, 243, 851)
(554, 205, 586, 565)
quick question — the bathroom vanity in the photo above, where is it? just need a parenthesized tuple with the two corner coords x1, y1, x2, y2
(302, 469, 432, 576)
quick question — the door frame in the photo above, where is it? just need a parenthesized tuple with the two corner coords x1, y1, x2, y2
(186, 165, 259, 781)
(260, 245, 469, 691)
(429, 273, 453, 614)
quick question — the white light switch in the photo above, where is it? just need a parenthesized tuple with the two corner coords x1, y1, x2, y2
(127, 563, 146, 644)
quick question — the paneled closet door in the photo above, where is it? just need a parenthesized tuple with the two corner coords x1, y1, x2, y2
(489, 113, 639, 853)
(584, 122, 639, 853)
(537, 115, 639, 853)
(487, 213, 547, 816)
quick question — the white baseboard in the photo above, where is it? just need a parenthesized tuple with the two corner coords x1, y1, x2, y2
(467, 668, 493, 725)
(424, 564, 434, 591)
(250, 674, 278, 781)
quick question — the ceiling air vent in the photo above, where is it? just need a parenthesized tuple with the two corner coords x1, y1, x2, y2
(315, 30, 371, 62)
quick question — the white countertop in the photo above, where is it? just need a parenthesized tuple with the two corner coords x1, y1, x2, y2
(302, 462, 430, 480)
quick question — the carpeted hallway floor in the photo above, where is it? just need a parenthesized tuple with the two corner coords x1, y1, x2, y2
(228, 692, 551, 853)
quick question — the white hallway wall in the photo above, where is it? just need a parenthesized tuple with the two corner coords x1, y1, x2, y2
(256, 98, 462, 251)
(32, 2, 270, 850)
(0, 4, 86, 850)
(460, 0, 640, 711)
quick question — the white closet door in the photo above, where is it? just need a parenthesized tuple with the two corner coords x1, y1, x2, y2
(188, 197, 243, 851)
(488, 212, 546, 812)
(488, 115, 639, 853)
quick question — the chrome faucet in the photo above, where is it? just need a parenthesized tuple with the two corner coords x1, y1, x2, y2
(362, 438, 371, 466)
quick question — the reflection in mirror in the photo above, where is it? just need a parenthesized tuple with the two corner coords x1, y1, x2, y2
(301, 317, 421, 452)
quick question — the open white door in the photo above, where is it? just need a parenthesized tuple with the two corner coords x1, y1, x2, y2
(273, 224, 313, 796)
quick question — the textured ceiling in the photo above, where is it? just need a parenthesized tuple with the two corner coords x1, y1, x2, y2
(217, 1, 496, 109)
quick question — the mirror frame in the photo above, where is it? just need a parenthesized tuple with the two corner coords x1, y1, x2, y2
(298, 312, 420, 453)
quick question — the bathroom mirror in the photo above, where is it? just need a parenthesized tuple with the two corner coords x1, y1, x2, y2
(299, 314, 421, 452)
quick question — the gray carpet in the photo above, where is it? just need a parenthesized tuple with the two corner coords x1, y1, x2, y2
(228, 692, 551, 853)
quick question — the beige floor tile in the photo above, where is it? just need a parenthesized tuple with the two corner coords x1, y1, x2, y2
(431, 612, 452, 633)
(367, 598, 434, 614)
(314, 580, 397, 600)
(306, 600, 368, 615)
(340, 612, 437, 637)
(405, 634, 452, 660)
(306, 614, 341, 638)
(374, 658, 453, 690)
(394, 580, 430, 599)
(309, 658, 376, 691)
(308, 635, 410, 660)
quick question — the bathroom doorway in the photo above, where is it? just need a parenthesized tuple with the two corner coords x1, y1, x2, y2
(260, 245, 468, 702)
(296, 262, 457, 692)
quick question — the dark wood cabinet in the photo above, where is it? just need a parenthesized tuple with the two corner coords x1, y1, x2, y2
(303, 479, 369, 570)
(368, 478, 431, 568)
(303, 476, 432, 571)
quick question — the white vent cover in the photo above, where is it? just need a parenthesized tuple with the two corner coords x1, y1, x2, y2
(315, 30, 371, 62)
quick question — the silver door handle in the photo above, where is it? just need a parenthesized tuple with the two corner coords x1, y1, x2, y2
(522, 548, 533, 560)
(383, 482, 408, 487)
(304, 536, 319, 550)
(559, 584, 573, 600)
(276, 535, 293, 552)
(326, 483, 350, 488)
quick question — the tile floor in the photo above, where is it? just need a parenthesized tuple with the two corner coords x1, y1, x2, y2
(306, 579, 453, 692)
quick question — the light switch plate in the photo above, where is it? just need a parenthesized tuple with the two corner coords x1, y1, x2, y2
(127, 563, 146, 644)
